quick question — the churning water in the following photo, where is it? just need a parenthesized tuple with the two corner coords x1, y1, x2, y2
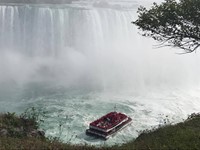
(0, 1, 200, 145)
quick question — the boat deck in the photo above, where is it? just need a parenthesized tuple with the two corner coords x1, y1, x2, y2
(86, 112, 132, 140)
(90, 112, 128, 131)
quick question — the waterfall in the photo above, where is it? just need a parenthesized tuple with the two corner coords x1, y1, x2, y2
(0, 5, 133, 55)
(0, 4, 200, 91)
(0, 4, 200, 93)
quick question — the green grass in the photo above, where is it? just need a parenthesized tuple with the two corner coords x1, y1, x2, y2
(130, 113, 200, 150)
(0, 111, 200, 150)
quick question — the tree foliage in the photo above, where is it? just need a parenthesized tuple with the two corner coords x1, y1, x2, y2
(133, 0, 200, 53)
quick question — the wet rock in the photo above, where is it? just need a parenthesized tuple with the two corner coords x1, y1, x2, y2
(38, 130, 45, 137)
(29, 130, 45, 138)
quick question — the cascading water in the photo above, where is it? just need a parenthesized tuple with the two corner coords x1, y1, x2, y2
(0, 1, 200, 145)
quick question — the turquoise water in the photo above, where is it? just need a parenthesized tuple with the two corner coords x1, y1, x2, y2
(1, 83, 200, 145)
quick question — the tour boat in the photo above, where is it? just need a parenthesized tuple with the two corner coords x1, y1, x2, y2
(86, 112, 132, 140)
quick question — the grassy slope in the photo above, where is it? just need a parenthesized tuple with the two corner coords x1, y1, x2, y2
(131, 114, 200, 150)
(0, 112, 200, 150)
